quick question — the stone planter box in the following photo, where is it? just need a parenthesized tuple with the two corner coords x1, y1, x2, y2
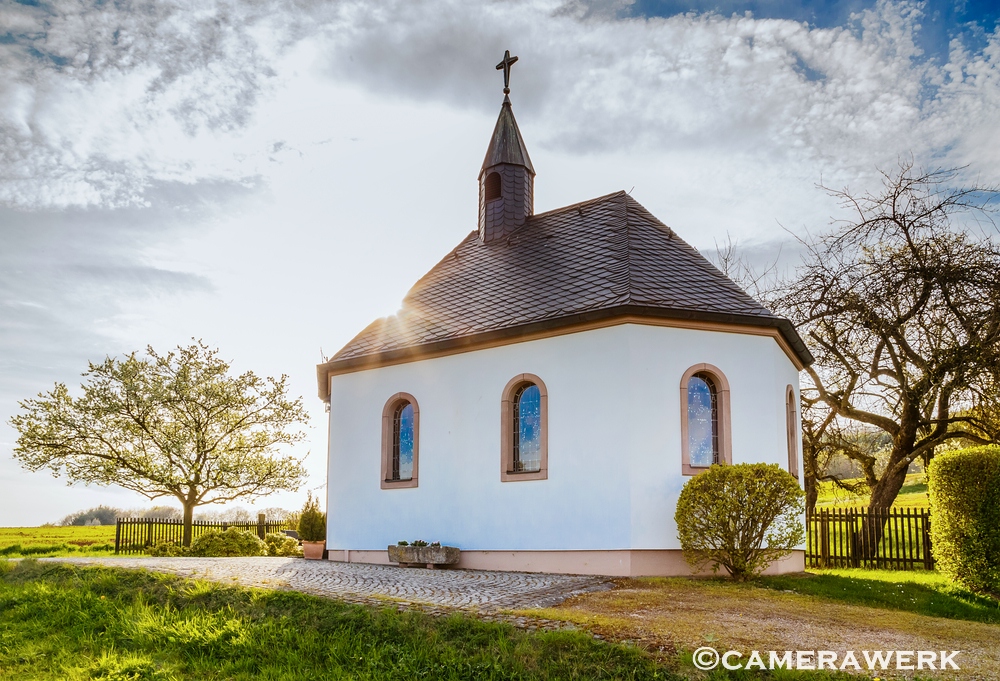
(387, 544, 460, 568)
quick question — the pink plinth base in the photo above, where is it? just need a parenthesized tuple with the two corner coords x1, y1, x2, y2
(326, 548, 805, 577)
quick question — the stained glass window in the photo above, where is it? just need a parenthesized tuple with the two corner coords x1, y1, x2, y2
(513, 383, 541, 472)
(392, 401, 415, 481)
(687, 373, 718, 467)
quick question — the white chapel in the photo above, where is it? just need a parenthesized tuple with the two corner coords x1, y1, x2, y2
(317, 52, 812, 576)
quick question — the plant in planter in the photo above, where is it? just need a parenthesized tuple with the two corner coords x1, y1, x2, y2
(298, 492, 327, 560)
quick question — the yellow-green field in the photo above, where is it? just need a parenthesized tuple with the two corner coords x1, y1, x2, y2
(0, 525, 117, 557)
(815, 472, 930, 509)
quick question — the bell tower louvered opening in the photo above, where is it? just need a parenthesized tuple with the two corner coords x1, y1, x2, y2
(484, 172, 502, 202)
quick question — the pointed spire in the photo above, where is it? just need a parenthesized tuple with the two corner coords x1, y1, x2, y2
(478, 50, 535, 244)
(480, 96, 534, 178)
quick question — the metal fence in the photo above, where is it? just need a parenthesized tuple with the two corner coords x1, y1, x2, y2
(806, 507, 933, 570)
(115, 516, 291, 555)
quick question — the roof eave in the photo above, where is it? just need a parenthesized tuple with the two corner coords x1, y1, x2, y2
(315, 305, 813, 402)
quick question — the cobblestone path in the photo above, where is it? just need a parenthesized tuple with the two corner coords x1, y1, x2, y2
(45, 557, 613, 622)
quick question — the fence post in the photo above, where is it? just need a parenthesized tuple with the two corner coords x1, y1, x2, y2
(923, 510, 934, 570)
(819, 510, 830, 568)
(115, 518, 122, 555)
(849, 508, 860, 568)
(257, 513, 266, 540)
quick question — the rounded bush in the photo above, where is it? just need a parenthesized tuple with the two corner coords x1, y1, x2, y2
(265, 532, 302, 557)
(675, 462, 805, 581)
(188, 528, 268, 557)
(147, 541, 189, 557)
(297, 492, 326, 542)
(928, 446, 1000, 595)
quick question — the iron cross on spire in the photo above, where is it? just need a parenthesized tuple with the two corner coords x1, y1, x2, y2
(496, 49, 518, 95)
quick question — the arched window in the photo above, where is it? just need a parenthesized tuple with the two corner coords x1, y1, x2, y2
(501, 374, 548, 481)
(786, 385, 799, 478)
(484, 172, 502, 201)
(680, 364, 732, 475)
(381, 393, 419, 489)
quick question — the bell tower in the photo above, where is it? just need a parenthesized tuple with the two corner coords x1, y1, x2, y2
(479, 50, 535, 244)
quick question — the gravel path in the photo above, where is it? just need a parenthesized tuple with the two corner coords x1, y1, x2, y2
(43, 557, 612, 622)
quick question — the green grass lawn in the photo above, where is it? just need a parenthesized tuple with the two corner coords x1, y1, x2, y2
(815, 473, 930, 509)
(0, 525, 116, 558)
(0, 559, 672, 681)
(758, 568, 1000, 624)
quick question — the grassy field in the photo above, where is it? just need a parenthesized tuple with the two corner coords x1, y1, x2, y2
(815, 473, 930, 509)
(0, 525, 116, 558)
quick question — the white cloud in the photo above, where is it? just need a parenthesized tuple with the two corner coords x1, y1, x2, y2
(3, 0, 998, 211)
(0, 0, 285, 207)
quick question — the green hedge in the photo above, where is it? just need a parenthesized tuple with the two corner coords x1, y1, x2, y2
(928, 446, 1000, 594)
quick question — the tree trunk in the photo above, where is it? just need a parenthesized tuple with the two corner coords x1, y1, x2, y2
(804, 468, 818, 514)
(868, 460, 910, 511)
(858, 448, 912, 561)
(182, 501, 196, 547)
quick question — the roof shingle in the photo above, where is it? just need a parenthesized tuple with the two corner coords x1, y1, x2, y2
(326, 191, 812, 372)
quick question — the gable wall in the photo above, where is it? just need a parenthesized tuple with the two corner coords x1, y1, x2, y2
(325, 323, 801, 555)
(621, 324, 801, 549)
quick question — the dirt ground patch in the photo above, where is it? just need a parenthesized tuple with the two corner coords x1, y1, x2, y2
(525, 577, 999, 680)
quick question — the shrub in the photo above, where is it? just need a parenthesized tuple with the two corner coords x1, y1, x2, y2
(187, 529, 267, 557)
(265, 532, 302, 557)
(675, 463, 805, 581)
(928, 446, 1000, 595)
(297, 492, 326, 542)
(148, 541, 189, 557)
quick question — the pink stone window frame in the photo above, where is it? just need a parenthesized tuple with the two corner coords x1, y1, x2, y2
(786, 384, 800, 479)
(501, 373, 548, 482)
(679, 363, 732, 476)
(381, 392, 419, 490)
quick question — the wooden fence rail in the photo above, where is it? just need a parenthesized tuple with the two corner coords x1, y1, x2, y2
(115, 516, 291, 555)
(806, 507, 933, 570)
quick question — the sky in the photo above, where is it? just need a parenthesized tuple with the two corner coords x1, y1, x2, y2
(1, 0, 999, 526)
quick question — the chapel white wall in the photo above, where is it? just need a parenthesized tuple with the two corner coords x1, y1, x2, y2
(325, 323, 801, 553)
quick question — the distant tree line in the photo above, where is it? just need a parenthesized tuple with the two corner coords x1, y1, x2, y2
(59, 505, 294, 526)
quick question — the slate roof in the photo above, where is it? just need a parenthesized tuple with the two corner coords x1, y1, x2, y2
(322, 191, 812, 384)
(480, 95, 534, 177)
